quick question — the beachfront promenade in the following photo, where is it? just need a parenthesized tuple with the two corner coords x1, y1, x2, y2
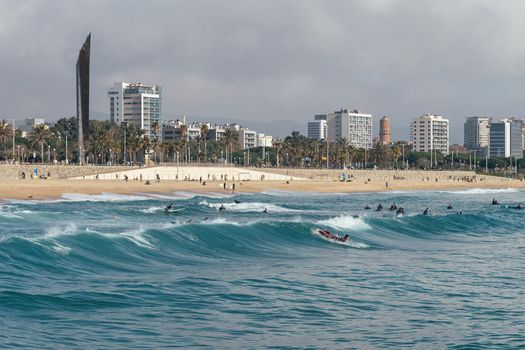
(72, 165, 308, 181)
(0, 164, 138, 180)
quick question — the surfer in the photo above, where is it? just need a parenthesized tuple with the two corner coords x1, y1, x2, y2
(263, 208, 268, 213)
(165, 203, 174, 213)
(364, 205, 371, 210)
(514, 203, 522, 210)
(492, 198, 499, 205)
(219, 204, 226, 211)
(234, 199, 241, 204)
(396, 207, 405, 215)
(318, 229, 350, 242)
(186, 219, 193, 223)
(423, 208, 430, 215)
(389, 204, 397, 211)
(352, 215, 359, 218)
(376, 204, 383, 212)
(202, 217, 209, 221)
(447, 203, 453, 209)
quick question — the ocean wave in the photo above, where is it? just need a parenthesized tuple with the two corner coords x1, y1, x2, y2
(61, 193, 153, 202)
(199, 200, 300, 213)
(439, 188, 520, 195)
(317, 215, 371, 231)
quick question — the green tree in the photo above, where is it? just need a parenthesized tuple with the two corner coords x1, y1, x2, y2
(31, 124, 53, 164)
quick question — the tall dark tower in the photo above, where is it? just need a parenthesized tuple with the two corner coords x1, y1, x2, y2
(76, 33, 90, 164)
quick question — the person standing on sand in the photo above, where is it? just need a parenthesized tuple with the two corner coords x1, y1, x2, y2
(140, 174, 143, 183)
(232, 183, 236, 192)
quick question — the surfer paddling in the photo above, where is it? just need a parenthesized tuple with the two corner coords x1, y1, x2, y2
(317, 229, 350, 243)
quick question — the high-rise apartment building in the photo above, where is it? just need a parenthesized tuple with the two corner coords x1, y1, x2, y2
(323, 108, 372, 148)
(410, 113, 449, 155)
(108, 82, 162, 140)
(464, 116, 490, 150)
(379, 116, 391, 144)
(489, 119, 523, 158)
(307, 119, 327, 140)
(76, 33, 90, 164)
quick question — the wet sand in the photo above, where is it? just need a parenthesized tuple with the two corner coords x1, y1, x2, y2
(1, 176, 523, 200)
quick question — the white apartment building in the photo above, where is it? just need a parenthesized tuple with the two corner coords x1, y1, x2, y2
(162, 119, 209, 142)
(464, 116, 490, 150)
(238, 127, 257, 149)
(307, 119, 327, 140)
(410, 113, 449, 155)
(108, 82, 162, 140)
(325, 108, 372, 148)
(257, 133, 273, 147)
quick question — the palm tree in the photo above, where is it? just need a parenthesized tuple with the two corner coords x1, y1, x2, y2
(370, 142, 391, 167)
(31, 124, 53, 164)
(200, 124, 209, 163)
(390, 143, 402, 168)
(337, 138, 350, 168)
(126, 125, 141, 164)
(0, 120, 13, 159)
(222, 127, 238, 164)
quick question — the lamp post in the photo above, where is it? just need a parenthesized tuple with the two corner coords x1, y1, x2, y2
(48, 145, 51, 164)
(53, 148, 56, 164)
(65, 133, 68, 165)
(176, 151, 180, 180)
(17, 145, 20, 164)
(402, 144, 405, 170)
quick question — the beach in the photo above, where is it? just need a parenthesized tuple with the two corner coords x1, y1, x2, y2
(1, 166, 524, 200)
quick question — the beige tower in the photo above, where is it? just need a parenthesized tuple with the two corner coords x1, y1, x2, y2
(379, 116, 391, 144)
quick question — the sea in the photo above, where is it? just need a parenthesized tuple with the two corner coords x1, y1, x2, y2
(0, 188, 524, 349)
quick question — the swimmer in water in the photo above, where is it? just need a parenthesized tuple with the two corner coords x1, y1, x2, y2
(423, 208, 430, 215)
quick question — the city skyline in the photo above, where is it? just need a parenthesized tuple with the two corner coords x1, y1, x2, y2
(2, 1, 525, 142)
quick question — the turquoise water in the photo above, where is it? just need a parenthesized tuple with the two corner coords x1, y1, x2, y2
(0, 189, 524, 349)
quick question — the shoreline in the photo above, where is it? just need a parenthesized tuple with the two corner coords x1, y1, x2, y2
(1, 177, 524, 201)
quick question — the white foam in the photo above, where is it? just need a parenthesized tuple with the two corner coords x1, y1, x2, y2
(317, 215, 371, 231)
(61, 193, 152, 202)
(199, 200, 299, 213)
(139, 206, 165, 214)
(440, 188, 519, 195)
(0, 205, 33, 218)
(51, 242, 72, 254)
(44, 223, 78, 239)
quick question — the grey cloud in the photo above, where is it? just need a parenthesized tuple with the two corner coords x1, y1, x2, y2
(1, 0, 525, 140)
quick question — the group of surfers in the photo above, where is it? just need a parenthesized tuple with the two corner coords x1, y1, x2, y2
(363, 198, 523, 216)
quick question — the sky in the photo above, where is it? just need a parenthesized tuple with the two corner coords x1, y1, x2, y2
(1, 0, 525, 142)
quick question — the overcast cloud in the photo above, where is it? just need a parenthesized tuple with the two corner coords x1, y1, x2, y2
(1, 0, 525, 141)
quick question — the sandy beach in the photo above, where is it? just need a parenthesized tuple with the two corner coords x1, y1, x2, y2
(1, 171, 524, 200)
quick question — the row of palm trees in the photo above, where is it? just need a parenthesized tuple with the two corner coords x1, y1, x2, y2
(1, 117, 411, 168)
(273, 131, 406, 168)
